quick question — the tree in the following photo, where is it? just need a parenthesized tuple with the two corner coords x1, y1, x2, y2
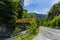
(26, 13, 35, 18)
(26, 21, 37, 34)
(22, 9, 35, 18)
(18, 0, 23, 18)
(46, 2, 60, 21)
(45, 2, 60, 28)
(51, 15, 60, 28)
(22, 9, 28, 18)
(0, 0, 23, 33)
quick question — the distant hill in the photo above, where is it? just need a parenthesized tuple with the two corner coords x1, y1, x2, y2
(28, 13, 46, 19)
(34, 13, 46, 19)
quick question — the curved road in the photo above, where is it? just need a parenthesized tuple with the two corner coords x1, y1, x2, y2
(34, 32, 51, 40)
(34, 26, 60, 40)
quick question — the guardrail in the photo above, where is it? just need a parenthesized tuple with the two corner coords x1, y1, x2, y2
(39, 27, 60, 40)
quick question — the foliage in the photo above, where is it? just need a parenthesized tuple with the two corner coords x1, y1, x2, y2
(22, 34, 35, 40)
(26, 21, 37, 34)
(51, 15, 60, 28)
(39, 19, 44, 26)
(26, 13, 35, 18)
(46, 2, 60, 20)
(40, 2, 60, 28)
(0, 0, 15, 30)
(0, 0, 23, 35)
(15, 37, 21, 40)
(22, 9, 35, 18)
(42, 17, 60, 28)
(13, 27, 20, 36)
(22, 9, 28, 18)
(14, 29, 40, 40)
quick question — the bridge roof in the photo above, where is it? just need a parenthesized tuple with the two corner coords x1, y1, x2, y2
(16, 18, 39, 23)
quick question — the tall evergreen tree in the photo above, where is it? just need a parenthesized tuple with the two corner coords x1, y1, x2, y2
(0, 0, 23, 33)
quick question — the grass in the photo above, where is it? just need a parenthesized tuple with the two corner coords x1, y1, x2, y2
(15, 29, 40, 40)
(22, 34, 36, 40)
(14, 34, 35, 40)
(15, 37, 21, 40)
(22, 29, 40, 40)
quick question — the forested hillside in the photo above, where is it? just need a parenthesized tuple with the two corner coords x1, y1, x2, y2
(46, 2, 60, 20)
(41, 2, 60, 28)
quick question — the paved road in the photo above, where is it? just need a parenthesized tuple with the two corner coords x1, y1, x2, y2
(33, 32, 51, 40)
(34, 26, 60, 40)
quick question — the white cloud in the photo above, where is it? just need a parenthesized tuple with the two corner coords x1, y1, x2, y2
(34, 10, 39, 14)
(33, 8, 48, 14)
(33, 8, 50, 14)
(40, 0, 60, 14)
(24, 0, 33, 6)
(39, 8, 50, 14)
(24, 0, 38, 6)
(51, 0, 60, 6)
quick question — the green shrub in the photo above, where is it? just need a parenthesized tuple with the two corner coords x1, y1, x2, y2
(26, 21, 37, 34)
(13, 27, 20, 36)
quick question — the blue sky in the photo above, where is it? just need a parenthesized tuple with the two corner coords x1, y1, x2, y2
(24, 0, 60, 14)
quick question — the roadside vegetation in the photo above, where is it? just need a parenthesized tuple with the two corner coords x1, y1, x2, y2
(39, 2, 60, 29)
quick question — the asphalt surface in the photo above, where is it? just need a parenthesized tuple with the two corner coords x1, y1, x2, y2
(33, 32, 51, 40)
(34, 26, 60, 40)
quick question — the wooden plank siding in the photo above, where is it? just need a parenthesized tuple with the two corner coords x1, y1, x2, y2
(16, 18, 39, 24)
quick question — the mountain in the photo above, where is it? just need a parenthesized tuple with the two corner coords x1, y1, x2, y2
(34, 13, 46, 19)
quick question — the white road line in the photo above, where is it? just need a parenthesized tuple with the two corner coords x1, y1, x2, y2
(40, 27, 60, 40)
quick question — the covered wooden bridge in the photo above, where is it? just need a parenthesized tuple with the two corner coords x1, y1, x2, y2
(16, 18, 40, 31)
(16, 18, 39, 24)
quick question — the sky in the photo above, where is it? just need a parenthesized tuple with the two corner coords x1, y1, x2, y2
(24, 0, 60, 14)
